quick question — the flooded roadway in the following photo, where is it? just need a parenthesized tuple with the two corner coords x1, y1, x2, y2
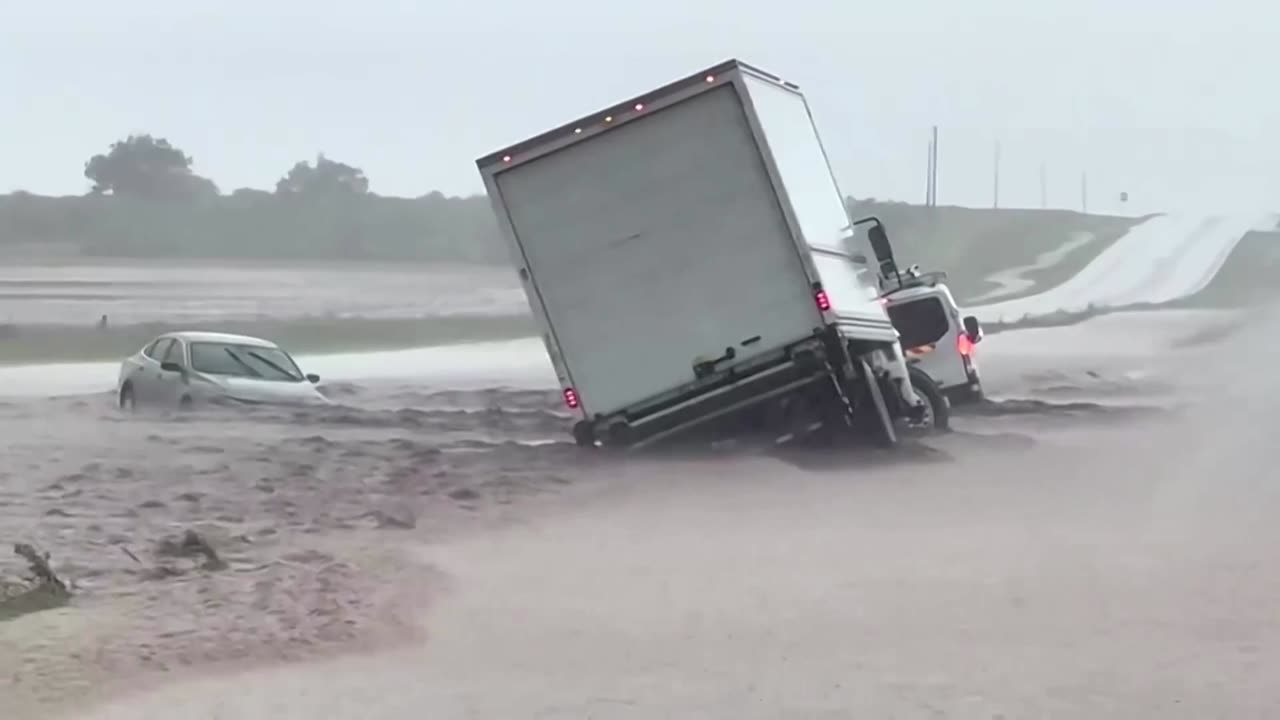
(4, 307, 1277, 719)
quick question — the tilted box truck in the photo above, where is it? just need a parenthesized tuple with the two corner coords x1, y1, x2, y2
(476, 59, 924, 449)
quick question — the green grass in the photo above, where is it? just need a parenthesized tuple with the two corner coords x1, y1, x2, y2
(983, 230, 1280, 334)
(0, 192, 508, 263)
(850, 202, 1148, 304)
(1180, 230, 1280, 308)
(0, 314, 538, 366)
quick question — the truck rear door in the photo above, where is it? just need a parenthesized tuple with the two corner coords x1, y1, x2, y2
(492, 85, 820, 417)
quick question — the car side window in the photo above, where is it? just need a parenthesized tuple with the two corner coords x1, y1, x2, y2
(162, 339, 185, 366)
(886, 298, 951, 350)
(148, 339, 173, 362)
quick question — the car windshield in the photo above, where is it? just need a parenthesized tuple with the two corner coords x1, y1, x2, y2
(189, 342, 303, 382)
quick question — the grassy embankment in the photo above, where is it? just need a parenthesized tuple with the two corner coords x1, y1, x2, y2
(0, 315, 539, 366)
(850, 201, 1148, 304)
(0, 192, 532, 364)
(0, 192, 507, 263)
(983, 229, 1280, 334)
(0, 193, 1154, 364)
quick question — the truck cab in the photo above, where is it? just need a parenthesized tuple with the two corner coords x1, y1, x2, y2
(859, 219, 985, 429)
(882, 268, 985, 405)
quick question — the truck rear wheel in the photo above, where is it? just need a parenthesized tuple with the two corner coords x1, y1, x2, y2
(854, 357, 897, 448)
(572, 421, 596, 448)
(904, 365, 950, 433)
(777, 382, 840, 446)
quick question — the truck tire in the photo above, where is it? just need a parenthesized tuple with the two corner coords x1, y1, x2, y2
(854, 357, 897, 448)
(780, 381, 840, 446)
(906, 365, 950, 433)
(572, 421, 597, 448)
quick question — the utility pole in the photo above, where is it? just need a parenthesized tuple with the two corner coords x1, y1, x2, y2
(929, 126, 939, 206)
(925, 132, 934, 206)
(1080, 171, 1088, 213)
(992, 140, 1001, 209)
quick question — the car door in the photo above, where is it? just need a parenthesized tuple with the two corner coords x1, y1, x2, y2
(132, 337, 172, 404)
(154, 338, 189, 407)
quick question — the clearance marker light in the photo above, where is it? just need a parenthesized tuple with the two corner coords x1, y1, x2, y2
(563, 387, 581, 409)
(815, 289, 832, 312)
(502, 69, 726, 167)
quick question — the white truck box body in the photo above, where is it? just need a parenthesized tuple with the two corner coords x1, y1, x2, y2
(477, 60, 897, 421)
(737, 74, 888, 331)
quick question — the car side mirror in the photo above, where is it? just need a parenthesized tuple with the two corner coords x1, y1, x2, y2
(962, 315, 983, 342)
(306, 373, 320, 384)
(160, 361, 184, 373)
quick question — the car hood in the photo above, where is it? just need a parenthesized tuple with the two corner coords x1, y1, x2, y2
(203, 375, 330, 405)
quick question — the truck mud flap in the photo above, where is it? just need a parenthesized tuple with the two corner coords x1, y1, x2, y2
(855, 357, 897, 447)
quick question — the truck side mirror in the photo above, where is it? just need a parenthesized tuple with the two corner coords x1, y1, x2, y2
(868, 224, 894, 266)
(962, 315, 982, 342)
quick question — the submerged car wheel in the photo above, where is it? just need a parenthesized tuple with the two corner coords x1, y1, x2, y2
(119, 384, 136, 412)
(177, 395, 193, 411)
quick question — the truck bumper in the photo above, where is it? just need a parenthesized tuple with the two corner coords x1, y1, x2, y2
(588, 345, 833, 450)
(942, 381, 985, 406)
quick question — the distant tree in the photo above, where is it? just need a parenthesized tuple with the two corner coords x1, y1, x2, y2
(83, 134, 218, 200)
(275, 154, 369, 196)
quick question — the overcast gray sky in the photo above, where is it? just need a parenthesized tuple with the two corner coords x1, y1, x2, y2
(3, 0, 1277, 214)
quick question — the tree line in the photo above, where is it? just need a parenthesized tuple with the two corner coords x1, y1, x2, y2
(0, 134, 941, 264)
(0, 134, 507, 263)
(80, 134, 374, 200)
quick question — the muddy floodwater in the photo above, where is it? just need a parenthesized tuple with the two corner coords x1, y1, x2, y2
(2, 303, 1278, 719)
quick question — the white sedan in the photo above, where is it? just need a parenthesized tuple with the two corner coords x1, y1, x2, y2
(116, 331, 330, 410)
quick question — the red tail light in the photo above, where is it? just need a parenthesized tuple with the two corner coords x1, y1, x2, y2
(814, 289, 832, 312)
(956, 332, 975, 357)
(562, 387, 581, 409)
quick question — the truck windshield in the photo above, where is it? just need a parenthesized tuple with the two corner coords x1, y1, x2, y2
(887, 298, 951, 350)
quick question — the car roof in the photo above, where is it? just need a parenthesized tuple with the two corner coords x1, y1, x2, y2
(161, 331, 280, 348)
